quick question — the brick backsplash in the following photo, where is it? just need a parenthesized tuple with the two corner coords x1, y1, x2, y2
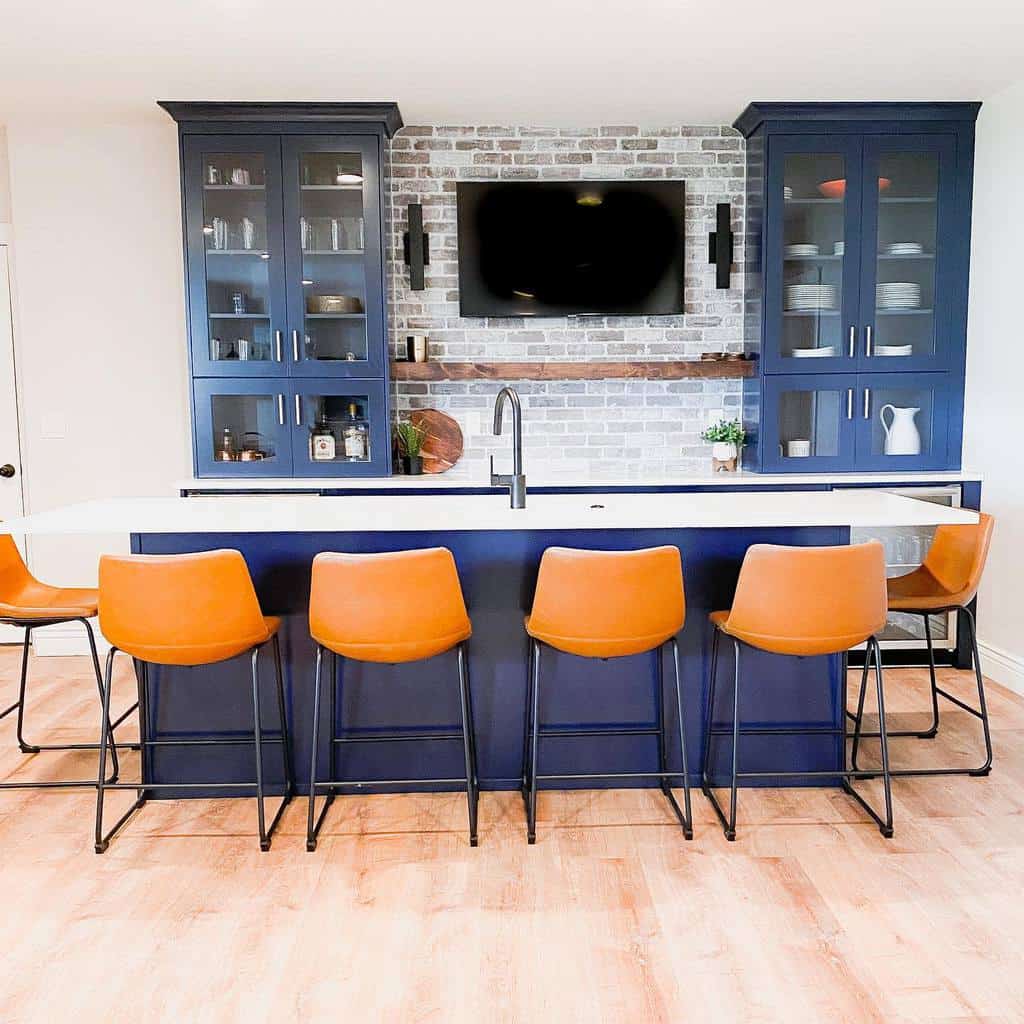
(387, 124, 746, 479)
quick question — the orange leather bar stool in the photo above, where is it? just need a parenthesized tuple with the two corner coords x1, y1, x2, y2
(0, 533, 136, 790)
(306, 548, 478, 849)
(850, 513, 995, 779)
(94, 550, 293, 853)
(704, 541, 893, 841)
(523, 546, 693, 845)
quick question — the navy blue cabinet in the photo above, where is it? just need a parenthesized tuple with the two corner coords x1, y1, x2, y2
(737, 103, 978, 473)
(163, 103, 402, 478)
(762, 371, 957, 472)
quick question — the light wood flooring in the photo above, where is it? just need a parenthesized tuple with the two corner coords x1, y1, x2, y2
(0, 646, 1021, 1023)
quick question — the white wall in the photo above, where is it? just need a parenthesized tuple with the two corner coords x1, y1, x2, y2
(5, 116, 190, 602)
(965, 79, 1024, 693)
(0, 126, 11, 224)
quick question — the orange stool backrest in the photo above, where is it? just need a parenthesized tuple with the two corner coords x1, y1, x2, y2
(0, 533, 35, 607)
(527, 546, 685, 658)
(724, 541, 887, 657)
(920, 512, 994, 606)
(99, 550, 270, 666)
(309, 548, 472, 664)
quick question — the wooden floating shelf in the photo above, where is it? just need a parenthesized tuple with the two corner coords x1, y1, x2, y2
(390, 360, 756, 382)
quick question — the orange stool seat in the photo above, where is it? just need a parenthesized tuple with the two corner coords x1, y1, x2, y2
(0, 533, 126, 792)
(522, 545, 692, 844)
(525, 546, 685, 659)
(306, 548, 479, 848)
(310, 548, 471, 663)
(94, 549, 293, 853)
(704, 541, 894, 841)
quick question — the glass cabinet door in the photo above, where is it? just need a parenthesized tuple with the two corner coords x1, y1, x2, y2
(762, 375, 857, 471)
(282, 137, 385, 378)
(193, 379, 294, 477)
(764, 136, 863, 373)
(858, 136, 957, 372)
(183, 137, 287, 377)
(290, 381, 390, 477)
(853, 373, 953, 471)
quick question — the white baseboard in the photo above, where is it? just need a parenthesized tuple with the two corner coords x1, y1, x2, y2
(30, 621, 110, 658)
(978, 640, 1024, 696)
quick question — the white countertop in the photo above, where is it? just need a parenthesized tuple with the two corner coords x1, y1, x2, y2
(1, 491, 979, 535)
(178, 470, 981, 491)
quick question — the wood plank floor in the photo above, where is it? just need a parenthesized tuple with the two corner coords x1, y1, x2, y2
(0, 646, 1021, 1022)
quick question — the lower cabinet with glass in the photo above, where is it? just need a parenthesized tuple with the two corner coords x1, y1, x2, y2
(756, 372, 958, 473)
(193, 379, 389, 478)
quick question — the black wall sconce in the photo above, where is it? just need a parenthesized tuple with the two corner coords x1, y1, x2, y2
(708, 202, 734, 289)
(403, 203, 430, 291)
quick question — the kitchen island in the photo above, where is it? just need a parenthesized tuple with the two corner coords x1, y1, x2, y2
(3, 491, 979, 797)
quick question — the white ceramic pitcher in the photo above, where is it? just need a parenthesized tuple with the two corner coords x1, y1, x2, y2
(879, 404, 921, 456)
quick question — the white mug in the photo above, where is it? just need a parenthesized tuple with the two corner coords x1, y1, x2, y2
(785, 439, 811, 458)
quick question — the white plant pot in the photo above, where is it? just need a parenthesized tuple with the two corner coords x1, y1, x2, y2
(712, 442, 737, 461)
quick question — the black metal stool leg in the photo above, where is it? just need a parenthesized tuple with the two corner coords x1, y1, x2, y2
(526, 640, 541, 845)
(964, 607, 993, 776)
(703, 637, 740, 841)
(668, 637, 693, 840)
(701, 627, 721, 792)
(307, 644, 332, 851)
(456, 641, 479, 847)
(520, 638, 536, 807)
(251, 646, 269, 850)
(95, 649, 144, 853)
(919, 614, 941, 738)
(15, 626, 35, 753)
(849, 652, 872, 771)
(272, 634, 295, 797)
(83, 618, 121, 782)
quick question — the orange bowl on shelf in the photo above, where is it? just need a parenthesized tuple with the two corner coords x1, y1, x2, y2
(817, 177, 892, 199)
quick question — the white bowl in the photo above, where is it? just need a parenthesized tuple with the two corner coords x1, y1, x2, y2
(791, 346, 837, 358)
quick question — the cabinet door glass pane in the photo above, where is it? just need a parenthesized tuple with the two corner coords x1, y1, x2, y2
(864, 384, 935, 461)
(298, 392, 372, 469)
(782, 153, 848, 358)
(201, 153, 276, 366)
(298, 151, 369, 366)
(871, 152, 939, 359)
(778, 387, 845, 460)
(209, 393, 284, 466)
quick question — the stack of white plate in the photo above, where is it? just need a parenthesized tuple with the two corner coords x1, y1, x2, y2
(833, 241, 845, 256)
(875, 343, 914, 357)
(877, 282, 921, 309)
(784, 243, 819, 258)
(886, 242, 924, 256)
(783, 186, 793, 200)
(784, 284, 838, 311)
(791, 345, 837, 358)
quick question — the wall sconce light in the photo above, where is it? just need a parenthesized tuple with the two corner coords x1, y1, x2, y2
(403, 203, 430, 291)
(708, 202, 734, 289)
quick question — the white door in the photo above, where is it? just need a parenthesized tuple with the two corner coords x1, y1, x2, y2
(0, 245, 26, 642)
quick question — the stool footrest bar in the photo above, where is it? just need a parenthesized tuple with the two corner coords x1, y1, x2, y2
(934, 687, 984, 718)
(313, 777, 469, 789)
(333, 730, 464, 744)
(538, 770, 686, 782)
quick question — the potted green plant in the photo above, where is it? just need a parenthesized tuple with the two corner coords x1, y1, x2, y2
(700, 418, 746, 472)
(395, 419, 427, 475)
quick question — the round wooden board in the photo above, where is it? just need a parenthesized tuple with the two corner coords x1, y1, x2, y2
(409, 409, 464, 474)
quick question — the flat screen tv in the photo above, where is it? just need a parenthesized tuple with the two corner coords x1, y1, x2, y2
(456, 180, 685, 317)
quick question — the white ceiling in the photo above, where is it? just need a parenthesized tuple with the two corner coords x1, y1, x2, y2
(1, 0, 1022, 127)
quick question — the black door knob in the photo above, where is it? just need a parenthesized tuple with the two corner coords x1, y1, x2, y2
(0, 464, 16, 478)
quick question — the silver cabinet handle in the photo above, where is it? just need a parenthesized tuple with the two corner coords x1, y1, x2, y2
(865, 325, 873, 358)
(277, 394, 285, 425)
(848, 326, 856, 359)
(292, 330, 301, 362)
(863, 387, 871, 419)
(294, 394, 302, 426)
(274, 330, 283, 362)
(846, 388, 854, 420)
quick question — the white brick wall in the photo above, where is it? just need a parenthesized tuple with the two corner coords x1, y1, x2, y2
(387, 124, 746, 479)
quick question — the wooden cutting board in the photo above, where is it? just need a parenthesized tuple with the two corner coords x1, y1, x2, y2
(410, 409, 463, 474)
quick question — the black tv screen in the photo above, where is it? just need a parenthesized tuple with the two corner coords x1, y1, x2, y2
(456, 180, 685, 317)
